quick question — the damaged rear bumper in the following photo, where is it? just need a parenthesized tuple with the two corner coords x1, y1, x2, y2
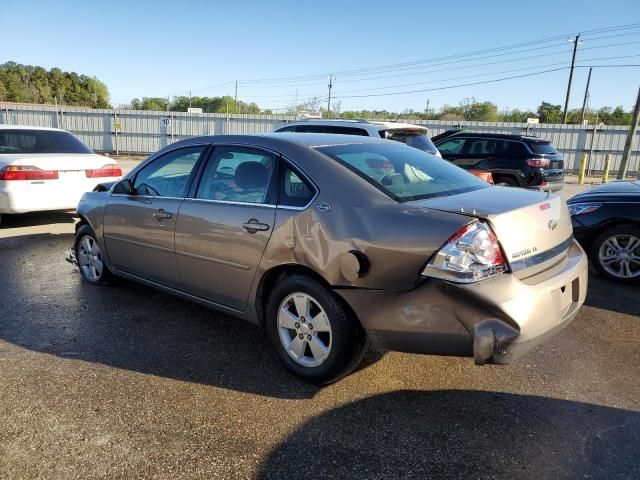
(335, 240, 588, 365)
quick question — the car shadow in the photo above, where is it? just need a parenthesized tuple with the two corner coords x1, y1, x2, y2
(256, 390, 640, 479)
(583, 270, 640, 317)
(0, 211, 77, 229)
(0, 232, 387, 399)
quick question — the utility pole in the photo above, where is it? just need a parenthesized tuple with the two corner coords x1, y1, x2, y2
(234, 81, 238, 113)
(617, 86, 640, 180)
(563, 34, 582, 124)
(327, 75, 334, 118)
(425, 98, 430, 119)
(189, 90, 192, 110)
(580, 68, 592, 124)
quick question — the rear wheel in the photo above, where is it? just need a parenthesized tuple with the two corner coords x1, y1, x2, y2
(592, 225, 640, 284)
(494, 176, 518, 187)
(74, 224, 114, 285)
(265, 274, 367, 385)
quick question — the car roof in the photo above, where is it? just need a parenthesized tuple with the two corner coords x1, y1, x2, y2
(0, 124, 64, 132)
(437, 131, 550, 143)
(276, 119, 428, 131)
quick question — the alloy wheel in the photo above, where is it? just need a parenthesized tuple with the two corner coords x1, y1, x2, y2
(277, 292, 333, 367)
(78, 235, 104, 282)
(598, 233, 640, 279)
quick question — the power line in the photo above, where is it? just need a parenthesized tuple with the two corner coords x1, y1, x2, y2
(332, 67, 569, 99)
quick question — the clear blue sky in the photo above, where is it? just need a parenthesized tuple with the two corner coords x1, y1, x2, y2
(2, 0, 639, 113)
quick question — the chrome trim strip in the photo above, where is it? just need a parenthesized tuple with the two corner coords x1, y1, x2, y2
(509, 236, 574, 272)
(182, 198, 276, 208)
(174, 249, 250, 270)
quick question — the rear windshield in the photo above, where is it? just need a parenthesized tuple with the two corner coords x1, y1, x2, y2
(527, 142, 557, 155)
(0, 129, 93, 154)
(382, 130, 439, 155)
(316, 142, 488, 202)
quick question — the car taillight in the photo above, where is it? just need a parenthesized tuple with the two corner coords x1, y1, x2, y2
(0, 165, 59, 181)
(85, 165, 123, 178)
(526, 158, 550, 168)
(422, 221, 507, 283)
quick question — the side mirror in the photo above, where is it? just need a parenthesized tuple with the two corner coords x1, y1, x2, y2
(113, 179, 134, 195)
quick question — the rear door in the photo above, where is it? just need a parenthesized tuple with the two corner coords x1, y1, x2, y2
(103, 145, 207, 287)
(174, 145, 277, 310)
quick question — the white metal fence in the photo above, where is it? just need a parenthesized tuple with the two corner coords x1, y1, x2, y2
(1, 102, 638, 174)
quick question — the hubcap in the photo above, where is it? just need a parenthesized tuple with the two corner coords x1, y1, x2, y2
(598, 234, 640, 279)
(277, 292, 332, 367)
(78, 235, 104, 281)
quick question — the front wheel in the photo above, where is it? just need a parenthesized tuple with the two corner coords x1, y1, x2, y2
(591, 225, 640, 284)
(266, 274, 367, 385)
(74, 224, 114, 285)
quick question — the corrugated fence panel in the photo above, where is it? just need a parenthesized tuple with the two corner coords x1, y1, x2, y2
(1, 103, 638, 173)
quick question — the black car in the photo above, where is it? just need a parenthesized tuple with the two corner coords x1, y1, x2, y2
(433, 131, 564, 191)
(567, 180, 640, 283)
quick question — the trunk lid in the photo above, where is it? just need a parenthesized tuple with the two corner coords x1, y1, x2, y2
(0, 153, 114, 171)
(410, 186, 573, 275)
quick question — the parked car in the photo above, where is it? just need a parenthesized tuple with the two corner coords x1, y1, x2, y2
(433, 131, 564, 191)
(274, 119, 442, 156)
(0, 125, 122, 224)
(567, 180, 640, 283)
(72, 134, 587, 384)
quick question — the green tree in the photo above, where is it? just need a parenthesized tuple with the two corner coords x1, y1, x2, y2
(537, 102, 563, 123)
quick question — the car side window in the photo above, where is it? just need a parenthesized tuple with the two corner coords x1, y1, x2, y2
(278, 163, 316, 207)
(196, 146, 275, 204)
(437, 139, 465, 155)
(276, 126, 297, 132)
(132, 146, 205, 197)
(295, 125, 368, 136)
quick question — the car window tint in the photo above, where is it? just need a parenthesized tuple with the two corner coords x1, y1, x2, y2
(133, 146, 204, 197)
(528, 142, 558, 154)
(0, 129, 93, 154)
(317, 142, 488, 202)
(385, 131, 439, 155)
(436, 138, 465, 155)
(276, 126, 297, 132)
(197, 146, 275, 204)
(295, 125, 368, 136)
(278, 163, 315, 207)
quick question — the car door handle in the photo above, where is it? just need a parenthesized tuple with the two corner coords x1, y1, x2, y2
(242, 219, 270, 233)
(152, 209, 172, 221)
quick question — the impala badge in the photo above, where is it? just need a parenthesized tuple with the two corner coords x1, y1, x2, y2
(548, 219, 558, 230)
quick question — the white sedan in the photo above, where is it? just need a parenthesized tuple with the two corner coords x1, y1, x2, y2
(0, 125, 122, 224)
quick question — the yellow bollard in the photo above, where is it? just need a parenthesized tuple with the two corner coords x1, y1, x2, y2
(578, 153, 588, 185)
(602, 154, 611, 183)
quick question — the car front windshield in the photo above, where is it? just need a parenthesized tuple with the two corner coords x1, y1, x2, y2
(316, 142, 489, 202)
(0, 129, 93, 154)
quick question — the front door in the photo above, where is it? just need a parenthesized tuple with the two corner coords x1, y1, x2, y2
(103, 145, 207, 286)
(174, 145, 277, 311)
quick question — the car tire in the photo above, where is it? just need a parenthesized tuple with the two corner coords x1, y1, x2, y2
(74, 224, 115, 285)
(591, 224, 640, 284)
(265, 274, 367, 385)
(495, 176, 518, 187)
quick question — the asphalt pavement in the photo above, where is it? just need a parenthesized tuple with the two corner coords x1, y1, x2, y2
(0, 183, 638, 479)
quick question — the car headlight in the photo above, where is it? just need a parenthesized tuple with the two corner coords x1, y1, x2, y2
(567, 202, 602, 216)
(422, 221, 507, 283)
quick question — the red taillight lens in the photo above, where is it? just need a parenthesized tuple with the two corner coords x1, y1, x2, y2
(526, 158, 550, 168)
(0, 165, 59, 181)
(85, 165, 123, 178)
(422, 222, 507, 283)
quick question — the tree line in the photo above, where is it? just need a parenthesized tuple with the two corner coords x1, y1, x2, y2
(0, 62, 110, 108)
(0, 62, 635, 125)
